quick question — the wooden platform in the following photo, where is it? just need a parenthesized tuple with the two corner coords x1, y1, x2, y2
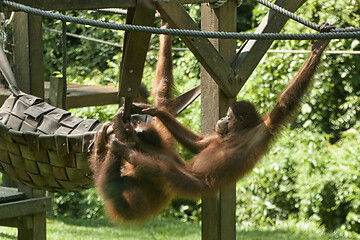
(0, 186, 51, 240)
(0, 82, 119, 108)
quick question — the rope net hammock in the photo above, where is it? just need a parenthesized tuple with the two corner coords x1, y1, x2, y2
(0, 92, 102, 192)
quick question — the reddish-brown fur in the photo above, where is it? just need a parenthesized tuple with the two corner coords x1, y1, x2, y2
(151, 21, 177, 147)
(90, 21, 189, 222)
(90, 21, 330, 223)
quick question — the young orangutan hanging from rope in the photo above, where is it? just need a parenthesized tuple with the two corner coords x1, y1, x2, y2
(90, 21, 332, 223)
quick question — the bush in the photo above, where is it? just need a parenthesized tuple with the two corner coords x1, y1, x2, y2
(236, 127, 360, 233)
(52, 188, 105, 219)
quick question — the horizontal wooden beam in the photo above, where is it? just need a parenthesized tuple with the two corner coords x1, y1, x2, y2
(7, 0, 220, 10)
(50, 83, 119, 108)
(0, 216, 33, 228)
(157, 0, 237, 97)
(0, 83, 119, 108)
(0, 196, 51, 220)
(232, 0, 307, 93)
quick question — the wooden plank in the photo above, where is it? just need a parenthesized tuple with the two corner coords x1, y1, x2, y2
(0, 187, 26, 203)
(64, 85, 119, 108)
(118, 0, 155, 99)
(156, 0, 237, 98)
(46, 83, 119, 108)
(0, 197, 51, 219)
(200, 2, 237, 240)
(232, 0, 307, 92)
(9, 0, 136, 10)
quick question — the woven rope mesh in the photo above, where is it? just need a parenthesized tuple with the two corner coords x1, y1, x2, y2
(0, 92, 102, 192)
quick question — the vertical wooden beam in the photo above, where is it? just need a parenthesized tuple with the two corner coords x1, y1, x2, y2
(118, 0, 155, 100)
(13, 13, 47, 240)
(17, 185, 47, 240)
(14, 12, 44, 98)
(201, 1, 237, 240)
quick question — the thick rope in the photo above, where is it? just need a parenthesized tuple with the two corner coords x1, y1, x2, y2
(256, 0, 320, 31)
(2, 0, 360, 40)
(61, 12, 68, 109)
(257, 0, 360, 33)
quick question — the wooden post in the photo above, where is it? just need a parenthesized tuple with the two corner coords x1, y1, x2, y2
(17, 185, 47, 240)
(13, 12, 47, 240)
(14, 12, 44, 98)
(201, 1, 237, 240)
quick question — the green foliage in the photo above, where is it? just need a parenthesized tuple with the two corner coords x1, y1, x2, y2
(69, 105, 118, 123)
(237, 0, 258, 32)
(52, 188, 105, 219)
(241, 0, 360, 141)
(43, 10, 125, 83)
(161, 199, 201, 222)
(52, 189, 201, 222)
(236, 127, 360, 233)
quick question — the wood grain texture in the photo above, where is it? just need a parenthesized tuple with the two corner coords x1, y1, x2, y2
(200, 1, 237, 240)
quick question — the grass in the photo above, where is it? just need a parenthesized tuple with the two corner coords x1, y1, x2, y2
(237, 220, 360, 240)
(1, 217, 360, 240)
(0, 217, 200, 240)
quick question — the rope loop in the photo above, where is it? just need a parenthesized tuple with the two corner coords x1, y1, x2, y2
(61, 12, 68, 109)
